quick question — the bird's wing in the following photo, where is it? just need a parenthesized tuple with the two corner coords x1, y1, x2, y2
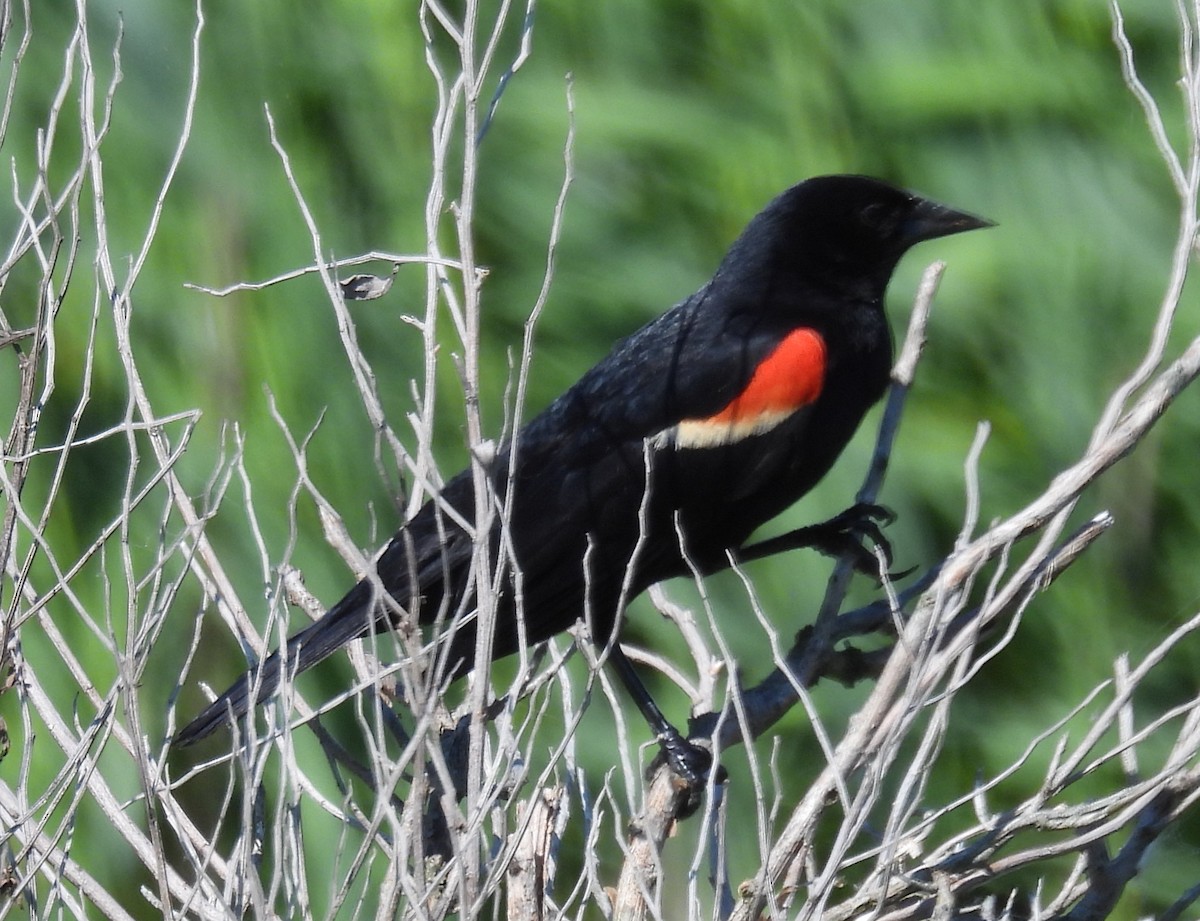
(517, 286, 830, 470)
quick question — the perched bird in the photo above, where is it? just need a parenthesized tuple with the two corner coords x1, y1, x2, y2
(176, 175, 990, 775)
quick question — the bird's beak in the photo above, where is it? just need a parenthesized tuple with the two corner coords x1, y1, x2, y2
(906, 197, 995, 242)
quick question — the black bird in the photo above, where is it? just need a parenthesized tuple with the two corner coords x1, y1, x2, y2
(176, 175, 990, 775)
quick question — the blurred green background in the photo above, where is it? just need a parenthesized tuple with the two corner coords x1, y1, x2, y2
(6, 0, 1200, 916)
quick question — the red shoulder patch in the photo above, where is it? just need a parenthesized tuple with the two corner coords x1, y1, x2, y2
(709, 328, 826, 424)
(672, 328, 827, 448)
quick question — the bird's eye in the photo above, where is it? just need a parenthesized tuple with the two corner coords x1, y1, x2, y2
(859, 202, 892, 232)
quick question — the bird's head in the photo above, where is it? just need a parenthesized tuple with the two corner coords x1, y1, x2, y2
(728, 174, 992, 303)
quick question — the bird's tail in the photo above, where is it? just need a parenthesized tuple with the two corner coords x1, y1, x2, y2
(172, 580, 378, 747)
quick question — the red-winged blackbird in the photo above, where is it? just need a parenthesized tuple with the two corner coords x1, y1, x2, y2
(175, 175, 990, 767)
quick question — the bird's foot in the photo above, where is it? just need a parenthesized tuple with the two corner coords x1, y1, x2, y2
(812, 502, 904, 579)
(734, 502, 908, 580)
(647, 729, 728, 819)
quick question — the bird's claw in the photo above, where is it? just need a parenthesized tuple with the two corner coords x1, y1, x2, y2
(647, 732, 728, 820)
(733, 503, 906, 580)
(820, 502, 901, 580)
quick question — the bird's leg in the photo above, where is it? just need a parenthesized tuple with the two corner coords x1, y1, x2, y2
(736, 502, 901, 578)
(608, 645, 722, 791)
